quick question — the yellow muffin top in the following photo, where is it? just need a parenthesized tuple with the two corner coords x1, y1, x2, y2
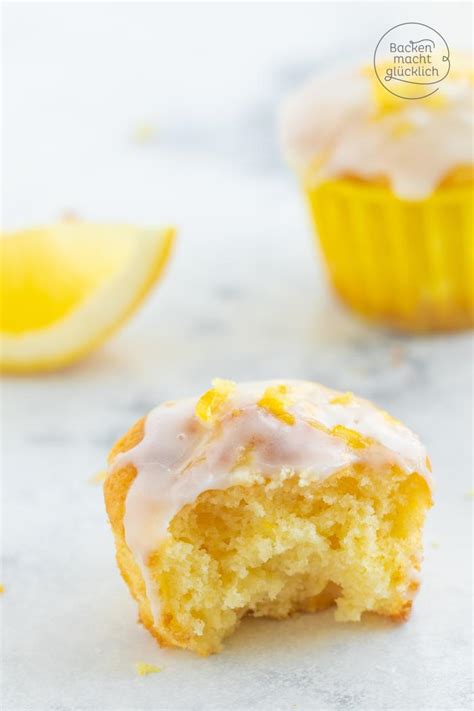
(109, 379, 432, 563)
(280, 55, 473, 199)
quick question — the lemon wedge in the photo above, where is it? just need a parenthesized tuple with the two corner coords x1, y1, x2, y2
(0, 222, 175, 372)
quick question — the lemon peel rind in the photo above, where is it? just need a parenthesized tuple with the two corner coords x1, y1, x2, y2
(257, 384, 295, 426)
(195, 379, 236, 424)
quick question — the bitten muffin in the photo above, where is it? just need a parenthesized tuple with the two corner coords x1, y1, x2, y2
(279, 57, 474, 332)
(104, 379, 432, 655)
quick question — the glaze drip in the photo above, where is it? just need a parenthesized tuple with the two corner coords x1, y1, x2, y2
(110, 380, 431, 626)
(279, 59, 474, 199)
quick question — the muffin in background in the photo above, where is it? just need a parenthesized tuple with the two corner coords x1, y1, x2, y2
(280, 57, 474, 332)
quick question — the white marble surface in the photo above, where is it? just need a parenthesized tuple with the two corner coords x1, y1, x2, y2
(2, 3, 473, 710)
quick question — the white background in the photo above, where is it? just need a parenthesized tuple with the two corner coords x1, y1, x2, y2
(2, 3, 473, 710)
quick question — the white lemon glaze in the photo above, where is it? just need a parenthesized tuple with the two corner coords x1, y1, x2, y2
(110, 380, 431, 625)
(279, 60, 474, 199)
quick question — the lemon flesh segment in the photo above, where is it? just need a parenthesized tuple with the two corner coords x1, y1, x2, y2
(0, 223, 175, 372)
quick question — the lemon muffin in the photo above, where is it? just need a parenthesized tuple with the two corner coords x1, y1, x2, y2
(104, 379, 432, 655)
(280, 57, 474, 332)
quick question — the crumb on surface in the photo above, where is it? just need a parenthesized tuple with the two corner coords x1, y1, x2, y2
(132, 123, 157, 143)
(60, 210, 79, 222)
(135, 662, 162, 676)
(390, 344, 406, 367)
(0, 584, 4, 594)
(89, 469, 107, 485)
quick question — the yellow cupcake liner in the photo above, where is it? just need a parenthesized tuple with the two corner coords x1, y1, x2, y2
(304, 179, 474, 332)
